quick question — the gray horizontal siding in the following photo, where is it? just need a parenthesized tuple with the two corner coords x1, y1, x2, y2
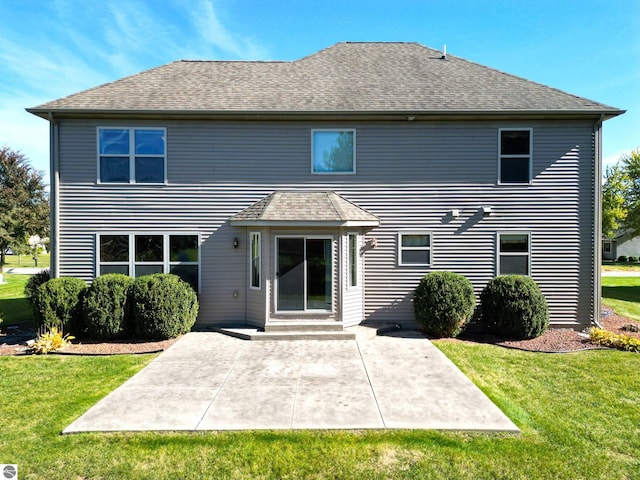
(55, 118, 596, 328)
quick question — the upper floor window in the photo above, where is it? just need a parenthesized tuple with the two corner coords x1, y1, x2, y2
(98, 128, 166, 184)
(312, 130, 355, 174)
(398, 232, 432, 266)
(498, 232, 530, 276)
(499, 129, 531, 184)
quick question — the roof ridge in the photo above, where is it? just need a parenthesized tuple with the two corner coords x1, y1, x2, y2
(177, 59, 289, 64)
(329, 192, 381, 222)
(295, 41, 439, 63)
(326, 192, 345, 220)
(260, 191, 278, 217)
(445, 52, 619, 110)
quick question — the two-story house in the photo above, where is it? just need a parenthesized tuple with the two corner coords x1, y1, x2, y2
(27, 42, 623, 333)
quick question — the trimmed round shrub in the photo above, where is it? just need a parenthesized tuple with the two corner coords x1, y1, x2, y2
(24, 269, 50, 303)
(131, 274, 198, 340)
(33, 277, 87, 333)
(480, 275, 549, 340)
(413, 271, 476, 338)
(629, 256, 638, 263)
(83, 274, 135, 340)
(617, 255, 628, 263)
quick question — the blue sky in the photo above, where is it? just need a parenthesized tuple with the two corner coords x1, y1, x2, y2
(1, 0, 638, 180)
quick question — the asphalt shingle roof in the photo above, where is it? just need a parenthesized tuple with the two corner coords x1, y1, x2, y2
(29, 42, 622, 116)
(230, 191, 380, 226)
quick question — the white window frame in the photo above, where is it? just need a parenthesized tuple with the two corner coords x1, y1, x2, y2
(97, 127, 167, 184)
(497, 231, 531, 276)
(134, 234, 165, 278)
(96, 232, 200, 292)
(347, 232, 359, 288)
(498, 128, 533, 185)
(398, 231, 432, 267)
(274, 234, 335, 313)
(311, 129, 356, 175)
(96, 234, 131, 275)
(249, 232, 261, 290)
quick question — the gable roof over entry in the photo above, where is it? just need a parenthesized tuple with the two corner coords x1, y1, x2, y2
(27, 42, 623, 119)
(230, 191, 380, 227)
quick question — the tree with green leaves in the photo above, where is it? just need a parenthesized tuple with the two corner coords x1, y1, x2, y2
(602, 163, 630, 239)
(0, 146, 49, 276)
(619, 148, 640, 237)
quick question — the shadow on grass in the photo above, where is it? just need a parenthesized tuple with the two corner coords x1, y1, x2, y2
(602, 286, 640, 303)
(0, 297, 34, 326)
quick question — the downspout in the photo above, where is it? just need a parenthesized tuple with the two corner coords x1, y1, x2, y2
(593, 114, 605, 329)
(48, 113, 60, 279)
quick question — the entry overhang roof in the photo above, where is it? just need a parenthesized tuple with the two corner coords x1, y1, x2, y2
(230, 191, 380, 227)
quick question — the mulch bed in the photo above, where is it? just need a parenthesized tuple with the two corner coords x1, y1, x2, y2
(1, 307, 638, 356)
(0, 323, 178, 356)
(440, 328, 596, 353)
(439, 306, 639, 352)
(600, 306, 640, 340)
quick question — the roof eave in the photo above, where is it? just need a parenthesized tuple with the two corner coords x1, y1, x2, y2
(230, 219, 380, 227)
(26, 108, 626, 122)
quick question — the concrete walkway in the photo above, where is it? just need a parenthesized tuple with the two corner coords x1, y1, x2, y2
(64, 330, 519, 433)
(601, 270, 640, 276)
(3, 267, 47, 275)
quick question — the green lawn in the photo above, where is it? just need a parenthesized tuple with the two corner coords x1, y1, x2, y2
(2, 253, 50, 269)
(0, 344, 637, 478)
(602, 276, 640, 321)
(0, 273, 638, 478)
(0, 274, 33, 326)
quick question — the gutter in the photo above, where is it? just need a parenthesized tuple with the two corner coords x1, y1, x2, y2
(593, 113, 605, 329)
(26, 107, 626, 122)
(48, 113, 60, 279)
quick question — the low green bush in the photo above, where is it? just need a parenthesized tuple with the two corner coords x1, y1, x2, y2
(83, 274, 134, 340)
(413, 271, 476, 338)
(33, 277, 87, 333)
(480, 275, 548, 340)
(628, 256, 638, 263)
(24, 269, 51, 303)
(617, 255, 628, 263)
(131, 274, 198, 340)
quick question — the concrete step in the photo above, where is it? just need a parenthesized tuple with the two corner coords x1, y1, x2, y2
(207, 323, 403, 342)
(264, 322, 344, 333)
(211, 327, 356, 341)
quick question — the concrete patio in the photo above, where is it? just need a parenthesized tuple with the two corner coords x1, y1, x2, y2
(64, 330, 519, 433)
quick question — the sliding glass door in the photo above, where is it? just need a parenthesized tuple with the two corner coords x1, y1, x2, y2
(276, 237, 332, 312)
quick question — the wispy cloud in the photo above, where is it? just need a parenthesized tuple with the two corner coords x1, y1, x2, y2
(189, 0, 270, 59)
(0, 0, 270, 176)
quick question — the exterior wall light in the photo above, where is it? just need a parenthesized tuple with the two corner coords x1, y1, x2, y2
(233, 237, 239, 248)
(451, 209, 461, 218)
(482, 206, 493, 216)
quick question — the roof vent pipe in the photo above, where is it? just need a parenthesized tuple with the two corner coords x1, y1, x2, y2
(441, 44, 447, 60)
